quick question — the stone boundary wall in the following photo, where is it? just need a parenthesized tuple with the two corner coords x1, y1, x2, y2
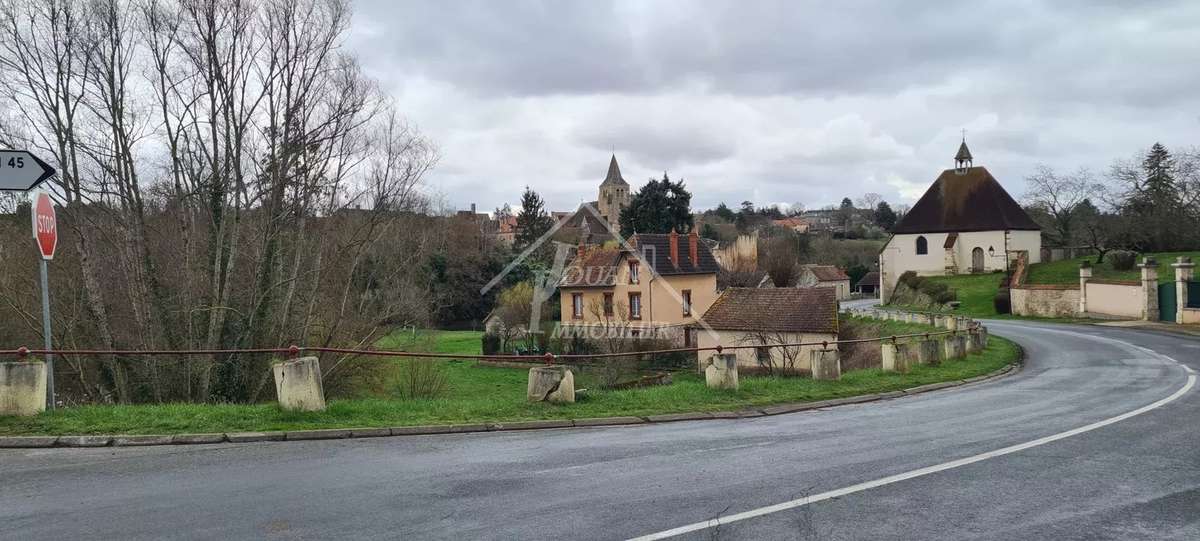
(1010, 252, 1081, 318)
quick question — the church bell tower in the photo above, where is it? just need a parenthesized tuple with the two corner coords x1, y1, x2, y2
(597, 154, 631, 226)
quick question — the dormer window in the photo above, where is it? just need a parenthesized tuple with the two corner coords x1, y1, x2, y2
(628, 260, 639, 284)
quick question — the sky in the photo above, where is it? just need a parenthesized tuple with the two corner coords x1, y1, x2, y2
(346, 0, 1200, 215)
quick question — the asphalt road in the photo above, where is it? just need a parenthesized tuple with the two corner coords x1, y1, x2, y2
(3, 318, 1200, 540)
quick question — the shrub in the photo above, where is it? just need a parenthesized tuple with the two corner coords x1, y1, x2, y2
(1109, 250, 1137, 271)
(481, 333, 502, 355)
(396, 359, 448, 399)
(993, 287, 1011, 314)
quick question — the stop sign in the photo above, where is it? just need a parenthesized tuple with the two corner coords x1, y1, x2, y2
(31, 191, 56, 260)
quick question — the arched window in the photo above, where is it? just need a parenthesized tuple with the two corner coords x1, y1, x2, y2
(915, 236, 928, 255)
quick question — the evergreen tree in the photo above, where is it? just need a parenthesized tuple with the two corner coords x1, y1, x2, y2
(619, 173, 694, 236)
(700, 222, 720, 241)
(1122, 143, 1184, 250)
(874, 201, 898, 231)
(712, 202, 736, 222)
(1140, 142, 1178, 205)
(837, 197, 856, 227)
(515, 186, 554, 249)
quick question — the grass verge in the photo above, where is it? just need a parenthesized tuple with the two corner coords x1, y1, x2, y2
(0, 331, 1019, 436)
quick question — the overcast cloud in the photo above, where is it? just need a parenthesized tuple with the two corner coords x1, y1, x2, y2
(347, 0, 1200, 214)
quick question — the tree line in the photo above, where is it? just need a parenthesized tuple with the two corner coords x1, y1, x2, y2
(1023, 143, 1200, 260)
(0, 0, 473, 404)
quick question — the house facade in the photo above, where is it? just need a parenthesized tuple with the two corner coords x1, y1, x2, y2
(558, 229, 719, 344)
(695, 287, 839, 372)
(879, 142, 1041, 303)
(796, 264, 852, 300)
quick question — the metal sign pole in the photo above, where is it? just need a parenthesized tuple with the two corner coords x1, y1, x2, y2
(39, 257, 54, 409)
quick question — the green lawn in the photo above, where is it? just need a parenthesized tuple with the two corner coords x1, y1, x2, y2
(886, 273, 1007, 318)
(374, 328, 483, 355)
(0, 328, 1019, 436)
(1025, 251, 1200, 285)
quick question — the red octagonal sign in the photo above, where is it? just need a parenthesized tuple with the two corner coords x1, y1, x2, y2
(31, 191, 56, 260)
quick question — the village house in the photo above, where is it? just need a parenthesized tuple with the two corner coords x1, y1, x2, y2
(558, 228, 719, 346)
(879, 141, 1041, 302)
(694, 287, 838, 372)
(772, 216, 809, 234)
(796, 264, 852, 300)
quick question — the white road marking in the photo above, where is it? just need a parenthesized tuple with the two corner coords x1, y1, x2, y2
(629, 325, 1197, 541)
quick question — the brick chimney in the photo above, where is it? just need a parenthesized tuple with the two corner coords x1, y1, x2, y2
(668, 229, 680, 268)
(688, 226, 699, 268)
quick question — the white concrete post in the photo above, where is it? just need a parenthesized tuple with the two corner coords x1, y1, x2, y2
(917, 338, 942, 365)
(942, 335, 964, 360)
(1140, 258, 1159, 321)
(1078, 261, 1093, 315)
(527, 365, 576, 403)
(810, 349, 841, 380)
(705, 354, 739, 390)
(1173, 257, 1194, 324)
(881, 342, 898, 372)
(272, 356, 326, 412)
(0, 361, 47, 416)
(945, 316, 958, 331)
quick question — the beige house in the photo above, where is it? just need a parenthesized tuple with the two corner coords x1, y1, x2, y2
(879, 141, 1041, 303)
(796, 265, 852, 300)
(695, 287, 839, 372)
(559, 229, 719, 345)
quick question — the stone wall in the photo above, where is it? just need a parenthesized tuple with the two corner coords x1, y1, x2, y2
(1011, 285, 1080, 318)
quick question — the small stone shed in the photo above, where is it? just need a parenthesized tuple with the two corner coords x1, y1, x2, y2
(694, 287, 839, 372)
(797, 265, 852, 300)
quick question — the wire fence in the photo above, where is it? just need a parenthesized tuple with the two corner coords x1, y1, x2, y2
(0, 324, 978, 366)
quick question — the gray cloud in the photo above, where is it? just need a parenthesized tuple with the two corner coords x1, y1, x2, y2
(348, 0, 1200, 213)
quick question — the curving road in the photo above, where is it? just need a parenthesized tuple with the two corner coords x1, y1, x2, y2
(3, 318, 1200, 540)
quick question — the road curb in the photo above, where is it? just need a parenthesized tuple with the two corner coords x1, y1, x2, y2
(0, 354, 1022, 449)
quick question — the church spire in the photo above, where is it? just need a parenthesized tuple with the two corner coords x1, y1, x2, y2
(954, 132, 973, 174)
(601, 154, 627, 186)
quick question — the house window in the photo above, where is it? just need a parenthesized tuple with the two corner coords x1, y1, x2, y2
(631, 330, 641, 338)
(681, 289, 692, 316)
(915, 235, 928, 255)
(756, 346, 771, 365)
(628, 261, 639, 284)
(684, 328, 696, 348)
(572, 293, 583, 319)
(603, 292, 614, 316)
(629, 292, 642, 320)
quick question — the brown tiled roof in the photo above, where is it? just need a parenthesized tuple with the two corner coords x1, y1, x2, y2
(891, 166, 1040, 234)
(559, 247, 621, 287)
(631, 233, 720, 276)
(699, 287, 838, 334)
(804, 265, 849, 281)
(856, 271, 880, 288)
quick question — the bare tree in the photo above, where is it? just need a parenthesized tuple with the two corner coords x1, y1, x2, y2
(738, 331, 804, 375)
(1023, 165, 1095, 247)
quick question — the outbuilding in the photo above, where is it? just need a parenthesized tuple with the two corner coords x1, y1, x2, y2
(694, 287, 838, 373)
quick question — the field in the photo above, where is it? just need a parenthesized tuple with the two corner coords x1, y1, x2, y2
(0, 326, 1018, 436)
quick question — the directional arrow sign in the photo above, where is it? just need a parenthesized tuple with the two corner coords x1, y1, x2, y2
(0, 149, 56, 191)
